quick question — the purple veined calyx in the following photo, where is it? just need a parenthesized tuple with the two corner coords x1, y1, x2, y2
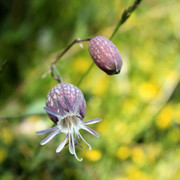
(36, 83, 101, 161)
(89, 36, 123, 75)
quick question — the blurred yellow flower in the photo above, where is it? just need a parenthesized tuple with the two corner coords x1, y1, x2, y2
(127, 167, 152, 180)
(117, 145, 130, 160)
(92, 74, 109, 96)
(131, 146, 145, 165)
(84, 149, 102, 162)
(123, 99, 137, 115)
(97, 121, 109, 135)
(73, 57, 91, 73)
(114, 122, 127, 137)
(1, 127, 13, 145)
(146, 144, 162, 163)
(139, 82, 158, 101)
(0, 148, 7, 163)
(156, 105, 173, 129)
(135, 48, 154, 74)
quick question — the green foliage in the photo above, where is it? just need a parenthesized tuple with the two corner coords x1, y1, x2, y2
(0, 0, 180, 180)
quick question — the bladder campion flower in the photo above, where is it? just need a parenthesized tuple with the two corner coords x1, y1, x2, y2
(36, 83, 101, 161)
(89, 36, 123, 75)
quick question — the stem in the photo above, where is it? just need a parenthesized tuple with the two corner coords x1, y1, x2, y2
(52, 65, 62, 83)
(0, 59, 8, 73)
(0, 113, 46, 120)
(110, 0, 143, 40)
(49, 38, 91, 82)
(77, 0, 143, 87)
(77, 62, 94, 86)
(1, 0, 143, 120)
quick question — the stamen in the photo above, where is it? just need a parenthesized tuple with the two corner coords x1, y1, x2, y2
(83, 118, 102, 125)
(76, 133, 81, 143)
(56, 135, 68, 153)
(40, 129, 60, 145)
(44, 107, 62, 118)
(55, 100, 66, 116)
(81, 126, 100, 137)
(63, 95, 73, 113)
(75, 140, 84, 149)
(78, 132, 92, 151)
(36, 126, 58, 135)
(71, 133, 83, 161)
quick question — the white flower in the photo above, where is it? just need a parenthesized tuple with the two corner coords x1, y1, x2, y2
(36, 83, 101, 161)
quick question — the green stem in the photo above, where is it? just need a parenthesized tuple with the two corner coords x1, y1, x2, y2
(110, 0, 143, 40)
(78, 0, 143, 87)
(77, 62, 94, 86)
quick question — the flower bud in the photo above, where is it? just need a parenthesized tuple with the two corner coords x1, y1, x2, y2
(89, 36, 123, 75)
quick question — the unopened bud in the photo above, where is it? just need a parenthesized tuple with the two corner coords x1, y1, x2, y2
(89, 36, 123, 75)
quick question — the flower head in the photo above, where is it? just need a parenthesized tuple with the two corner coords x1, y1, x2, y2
(89, 36, 123, 75)
(36, 83, 101, 161)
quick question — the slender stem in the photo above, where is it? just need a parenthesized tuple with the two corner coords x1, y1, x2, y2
(44, 0, 143, 84)
(77, 62, 94, 86)
(52, 65, 62, 83)
(110, 0, 143, 40)
(0, 59, 8, 73)
(49, 38, 91, 82)
(0, 113, 46, 120)
(1, 0, 143, 120)
(77, 0, 143, 86)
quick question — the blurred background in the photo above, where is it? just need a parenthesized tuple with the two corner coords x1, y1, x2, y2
(0, 0, 180, 179)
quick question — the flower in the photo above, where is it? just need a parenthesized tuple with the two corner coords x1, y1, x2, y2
(89, 36, 123, 75)
(36, 83, 101, 161)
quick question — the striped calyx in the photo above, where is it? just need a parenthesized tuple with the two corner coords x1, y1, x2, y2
(89, 36, 123, 75)
(46, 83, 86, 124)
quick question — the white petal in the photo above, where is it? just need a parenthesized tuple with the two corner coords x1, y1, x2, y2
(82, 126, 100, 137)
(78, 132, 92, 151)
(56, 135, 68, 153)
(71, 134, 83, 161)
(83, 118, 102, 125)
(40, 129, 60, 145)
(36, 126, 58, 135)
(69, 133, 74, 155)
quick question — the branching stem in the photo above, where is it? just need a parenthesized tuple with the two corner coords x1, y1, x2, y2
(1, 0, 143, 120)
(49, 38, 91, 82)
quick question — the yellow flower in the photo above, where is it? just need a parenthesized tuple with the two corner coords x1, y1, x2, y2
(117, 145, 130, 160)
(156, 105, 173, 129)
(92, 74, 109, 96)
(84, 149, 102, 162)
(139, 82, 158, 101)
(127, 167, 152, 180)
(73, 57, 91, 73)
(131, 146, 145, 165)
(123, 99, 137, 115)
(97, 121, 109, 135)
(146, 144, 162, 163)
(2, 127, 13, 145)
